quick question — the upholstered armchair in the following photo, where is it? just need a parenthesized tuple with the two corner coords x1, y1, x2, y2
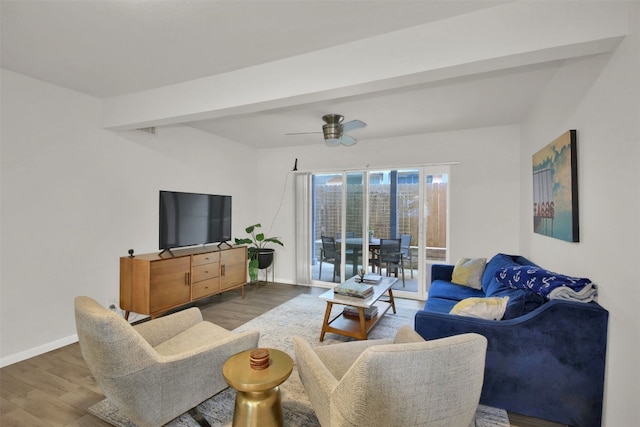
(293, 326, 487, 427)
(74, 296, 259, 427)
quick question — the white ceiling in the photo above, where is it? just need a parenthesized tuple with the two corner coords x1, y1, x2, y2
(0, 1, 620, 148)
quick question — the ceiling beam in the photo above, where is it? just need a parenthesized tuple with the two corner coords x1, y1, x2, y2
(101, 1, 627, 131)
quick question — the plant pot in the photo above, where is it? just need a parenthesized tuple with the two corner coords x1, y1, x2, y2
(256, 248, 275, 269)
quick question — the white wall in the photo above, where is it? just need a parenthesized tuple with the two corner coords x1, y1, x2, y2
(0, 69, 257, 365)
(519, 5, 640, 426)
(0, 66, 524, 367)
(254, 125, 522, 283)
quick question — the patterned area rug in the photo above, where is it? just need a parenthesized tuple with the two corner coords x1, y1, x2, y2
(88, 294, 510, 426)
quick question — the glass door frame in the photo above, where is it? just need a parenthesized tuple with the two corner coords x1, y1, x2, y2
(310, 165, 449, 301)
(337, 172, 369, 280)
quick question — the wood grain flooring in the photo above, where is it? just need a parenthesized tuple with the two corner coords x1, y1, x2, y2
(0, 283, 564, 427)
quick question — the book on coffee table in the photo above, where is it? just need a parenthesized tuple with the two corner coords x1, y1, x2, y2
(356, 273, 383, 284)
(343, 305, 378, 319)
(334, 281, 374, 298)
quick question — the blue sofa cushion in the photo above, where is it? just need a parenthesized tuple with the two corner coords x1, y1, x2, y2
(423, 297, 458, 313)
(488, 286, 546, 319)
(428, 280, 486, 301)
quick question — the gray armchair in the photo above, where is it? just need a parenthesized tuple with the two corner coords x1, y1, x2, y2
(74, 296, 259, 427)
(293, 326, 487, 427)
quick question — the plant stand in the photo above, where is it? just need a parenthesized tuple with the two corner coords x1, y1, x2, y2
(259, 262, 275, 283)
(249, 249, 275, 284)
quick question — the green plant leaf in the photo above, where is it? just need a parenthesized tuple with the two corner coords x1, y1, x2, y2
(245, 224, 257, 233)
(234, 223, 283, 250)
(263, 237, 284, 246)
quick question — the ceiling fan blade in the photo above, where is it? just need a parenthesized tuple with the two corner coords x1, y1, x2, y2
(342, 119, 367, 133)
(340, 135, 357, 146)
(285, 131, 322, 136)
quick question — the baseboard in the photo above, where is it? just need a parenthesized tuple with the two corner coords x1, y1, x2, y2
(1, 334, 78, 368)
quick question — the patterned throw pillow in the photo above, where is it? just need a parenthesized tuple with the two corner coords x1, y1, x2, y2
(451, 257, 487, 290)
(450, 296, 510, 320)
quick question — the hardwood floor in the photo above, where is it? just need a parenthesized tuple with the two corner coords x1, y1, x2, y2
(0, 283, 564, 427)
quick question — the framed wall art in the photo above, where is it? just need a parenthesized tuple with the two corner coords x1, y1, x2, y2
(532, 129, 579, 242)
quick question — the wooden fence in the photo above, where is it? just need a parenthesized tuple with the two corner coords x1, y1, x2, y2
(315, 182, 447, 254)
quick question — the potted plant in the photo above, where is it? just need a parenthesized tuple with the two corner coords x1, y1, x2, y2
(234, 223, 284, 282)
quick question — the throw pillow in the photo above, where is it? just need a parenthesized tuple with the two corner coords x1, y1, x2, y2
(451, 257, 487, 290)
(450, 296, 510, 320)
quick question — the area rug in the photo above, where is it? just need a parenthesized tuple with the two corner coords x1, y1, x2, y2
(88, 294, 510, 426)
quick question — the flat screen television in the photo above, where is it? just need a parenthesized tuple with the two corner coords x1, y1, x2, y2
(159, 191, 232, 251)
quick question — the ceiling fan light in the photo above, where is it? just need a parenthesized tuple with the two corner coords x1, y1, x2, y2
(325, 138, 341, 146)
(340, 134, 357, 146)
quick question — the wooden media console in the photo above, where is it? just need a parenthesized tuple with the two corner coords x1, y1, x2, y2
(120, 245, 247, 319)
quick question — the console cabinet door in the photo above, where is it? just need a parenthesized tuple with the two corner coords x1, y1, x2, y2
(149, 257, 191, 314)
(220, 247, 247, 290)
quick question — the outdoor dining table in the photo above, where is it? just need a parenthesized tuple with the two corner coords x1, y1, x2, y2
(336, 237, 381, 276)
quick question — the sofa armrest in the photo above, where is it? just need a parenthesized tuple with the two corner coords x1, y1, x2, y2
(414, 300, 608, 427)
(431, 263, 454, 282)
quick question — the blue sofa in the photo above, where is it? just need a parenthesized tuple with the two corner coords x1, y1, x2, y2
(414, 253, 608, 427)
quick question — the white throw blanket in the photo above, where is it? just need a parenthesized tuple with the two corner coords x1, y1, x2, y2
(548, 283, 598, 303)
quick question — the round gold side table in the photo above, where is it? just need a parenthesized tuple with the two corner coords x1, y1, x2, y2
(222, 348, 293, 427)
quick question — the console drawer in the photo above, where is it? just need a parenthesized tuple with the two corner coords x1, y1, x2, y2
(192, 262, 219, 283)
(193, 252, 218, 267)
(192, 278, 219, 299)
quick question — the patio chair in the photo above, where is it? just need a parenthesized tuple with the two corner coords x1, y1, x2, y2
(400, 234, 413, 278)
(373, 238, 405, 287)
(319, 236, 353, 282)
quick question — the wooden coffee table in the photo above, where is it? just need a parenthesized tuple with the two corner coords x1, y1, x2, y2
(319, 276, 397, 341)
(222, 348, 293, 427)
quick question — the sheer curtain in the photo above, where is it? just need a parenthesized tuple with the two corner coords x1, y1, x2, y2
(294, 173, 312, 284)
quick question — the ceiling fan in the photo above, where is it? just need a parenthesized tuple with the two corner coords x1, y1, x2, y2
(286, 114, 367, 146)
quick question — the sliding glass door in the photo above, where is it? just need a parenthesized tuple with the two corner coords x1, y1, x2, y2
(310, 167, 448, 300)
(312, 174, 342, 282)
(343, 172, 366, 279)
(368, 169, 420, 295)
(424, 171, 448, 293)
(312, 172, 366, 282)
